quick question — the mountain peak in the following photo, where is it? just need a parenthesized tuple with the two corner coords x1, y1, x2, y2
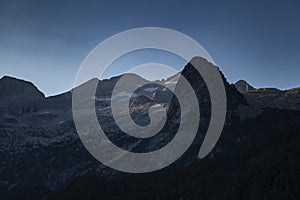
(234, 80, 255, 93)
(1, 75, 20, 81)
(0, 75, 45, 99)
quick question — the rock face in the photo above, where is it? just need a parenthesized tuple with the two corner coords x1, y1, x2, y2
(250, 88, 300, 110)
(0, 57, 299, 198)
(234, 80, 300, 111)
(0, 76, 45, 116)
(234, 80, 255, 93)
(0, 76, 45, 99)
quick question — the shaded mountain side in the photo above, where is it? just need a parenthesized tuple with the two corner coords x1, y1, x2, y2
(181, 61, 247, 111)
(46, 108, 300, 200)
(0, 76, 45, 99)
(0, 57, 247, 128)
(0, 57, 300, 199)
(0, 58, 249, 197)
(234, 80, 300, 111)
(0, 76, 45, 116)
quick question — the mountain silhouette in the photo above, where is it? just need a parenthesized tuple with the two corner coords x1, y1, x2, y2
(0, 57, 299, 199)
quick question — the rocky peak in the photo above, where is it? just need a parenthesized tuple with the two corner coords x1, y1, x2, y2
(0, 76, 45, 99)
(234, 80, 255, 93)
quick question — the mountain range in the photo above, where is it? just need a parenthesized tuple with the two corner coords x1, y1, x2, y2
(0, 57, 299, 199)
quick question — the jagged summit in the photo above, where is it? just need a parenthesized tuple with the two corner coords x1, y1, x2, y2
(0, 75, 34, 84)
(190, 56, 212, 64)
(234, 80, 255, 93)
(1, 60, 300, 197)
(0, 75, 45, 99)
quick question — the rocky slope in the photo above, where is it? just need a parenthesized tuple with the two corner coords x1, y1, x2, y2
(235, 80, 300, 111)
(0, 58, 299, 198)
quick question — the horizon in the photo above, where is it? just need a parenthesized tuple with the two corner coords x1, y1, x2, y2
(1, 65, 300, 98)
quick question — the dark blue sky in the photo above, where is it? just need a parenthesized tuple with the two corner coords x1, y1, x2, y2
(0, 0, 299, 96)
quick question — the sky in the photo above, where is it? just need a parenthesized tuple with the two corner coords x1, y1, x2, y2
(0, 0, 299, 96)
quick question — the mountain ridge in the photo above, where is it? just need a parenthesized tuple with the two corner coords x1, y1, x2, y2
(1, 58, 300, 198)
(2, 75, 300, 100)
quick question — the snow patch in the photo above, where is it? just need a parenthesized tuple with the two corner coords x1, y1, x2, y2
(144, 87, 159, 92)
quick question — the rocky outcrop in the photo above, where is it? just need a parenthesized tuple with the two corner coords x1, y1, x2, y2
(234, 80, 255, 93)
